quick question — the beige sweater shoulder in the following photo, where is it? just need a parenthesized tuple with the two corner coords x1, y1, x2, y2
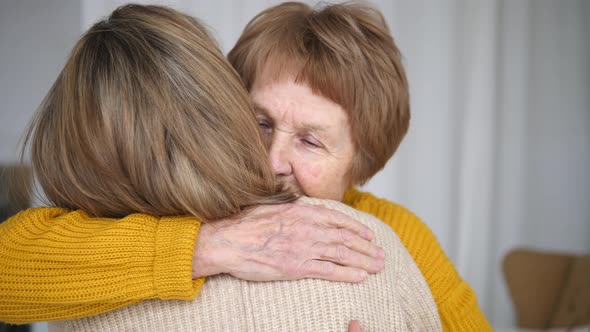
(50, 198, 441, 332)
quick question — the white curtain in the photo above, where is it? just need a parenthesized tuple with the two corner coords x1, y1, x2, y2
(74, 0, 590, 328)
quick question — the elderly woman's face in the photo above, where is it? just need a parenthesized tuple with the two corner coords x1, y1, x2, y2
(251, 78, 355, 201)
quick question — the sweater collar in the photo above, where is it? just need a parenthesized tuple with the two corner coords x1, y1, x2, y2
(343, 187, 362, 207)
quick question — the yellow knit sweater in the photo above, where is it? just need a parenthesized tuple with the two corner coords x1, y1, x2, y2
(342, 189, 491, 331)
(0, 188, 491, 331)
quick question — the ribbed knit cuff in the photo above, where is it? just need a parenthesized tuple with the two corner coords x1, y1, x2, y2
(153, 216, 204, 300)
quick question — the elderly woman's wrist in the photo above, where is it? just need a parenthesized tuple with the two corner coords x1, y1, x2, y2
(192, 222, 227, 278)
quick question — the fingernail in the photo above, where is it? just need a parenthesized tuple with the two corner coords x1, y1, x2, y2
(374, 259, 384, 271)
(363, 230, 374, 240)
(377, 249, 385, 259)
(358, 270, 368, 280)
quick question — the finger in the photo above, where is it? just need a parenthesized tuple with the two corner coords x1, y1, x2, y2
(301, 260, 368, 283)
(345, 233, 385, 260)
(313, 243, 384, 273)
(289, 201, 374, 241)
(348, 320, 363, 332)
(317, 206, 375, 241)
(322, 228, 384, 259)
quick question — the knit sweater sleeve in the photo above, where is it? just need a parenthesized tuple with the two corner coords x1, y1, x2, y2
(0, 207, 204, 324)
(344, 188, 492, 332)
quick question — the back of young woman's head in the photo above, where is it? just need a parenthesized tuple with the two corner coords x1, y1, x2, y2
(23, 4, 292, 219)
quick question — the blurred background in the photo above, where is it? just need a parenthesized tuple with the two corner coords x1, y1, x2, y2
(1, 0, 589, 330)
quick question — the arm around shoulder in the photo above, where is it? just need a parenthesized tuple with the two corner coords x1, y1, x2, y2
(0, 208, 202, 324)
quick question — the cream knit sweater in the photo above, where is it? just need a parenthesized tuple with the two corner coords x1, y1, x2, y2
(49, 198, 441, 332)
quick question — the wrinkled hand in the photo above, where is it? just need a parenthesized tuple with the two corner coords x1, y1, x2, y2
(192, 200, 385, 283)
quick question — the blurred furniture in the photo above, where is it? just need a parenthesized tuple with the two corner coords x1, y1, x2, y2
(503, 248, 590, 329)
(0, 165, 32, 332)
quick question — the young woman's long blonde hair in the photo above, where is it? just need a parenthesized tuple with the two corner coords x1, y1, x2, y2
(22, 4, 293, 220)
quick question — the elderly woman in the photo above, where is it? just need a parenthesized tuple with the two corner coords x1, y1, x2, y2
(228, 3, 490, 330)
(0, 2, 490, 331)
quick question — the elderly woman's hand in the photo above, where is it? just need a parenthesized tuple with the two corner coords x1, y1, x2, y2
(348, 320, 363, 332)
(192, 200, 385, 283)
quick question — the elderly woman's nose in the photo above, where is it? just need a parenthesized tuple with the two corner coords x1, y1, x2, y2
(269, 137, 293, 176)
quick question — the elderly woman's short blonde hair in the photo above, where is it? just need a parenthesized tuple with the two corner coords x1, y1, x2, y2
(228, 2, 410, 185)
(23, 4, 293, 220)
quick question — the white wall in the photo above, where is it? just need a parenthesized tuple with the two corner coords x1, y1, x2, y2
(0, 0, 588, 329)
(523, 0, 590, 253)
(0, 0, 81, 164)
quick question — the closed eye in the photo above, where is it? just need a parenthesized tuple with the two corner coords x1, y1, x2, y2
(301, 137, 322, 148)
(258, 121, 271, 129)
(257, 119, 273, 135)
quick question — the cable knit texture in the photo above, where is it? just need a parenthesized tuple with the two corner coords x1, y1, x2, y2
(49, 197, 441, 332)
(0, 188, 491, 331)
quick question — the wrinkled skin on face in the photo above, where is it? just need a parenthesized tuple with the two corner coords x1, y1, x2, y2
(251, 77, 356, 201)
